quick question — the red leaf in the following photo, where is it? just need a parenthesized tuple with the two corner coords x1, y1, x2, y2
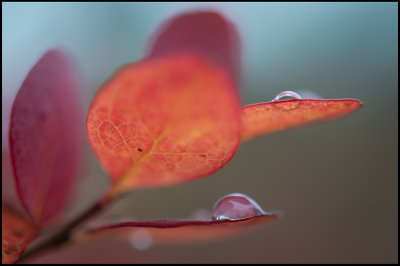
(241, 99, 362, 141)
(147, 11, 240, 80)
(2, 208, 37, 264)
(77, 193, 278, 247)
(78, 215, 277, 247)
(9, 50, 83, 226)
(87, 54, 240, 196)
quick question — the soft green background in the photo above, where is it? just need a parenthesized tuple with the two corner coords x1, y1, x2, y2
(2, 2, 398, 263)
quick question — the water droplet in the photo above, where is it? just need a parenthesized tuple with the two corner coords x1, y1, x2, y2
(211, 193, 266, 221)
(272, 91, 302, 102)
(130, 229, 153, 251)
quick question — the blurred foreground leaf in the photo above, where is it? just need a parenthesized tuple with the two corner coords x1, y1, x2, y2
(2, 208, 37, 264)
(9, 50, 83, 226)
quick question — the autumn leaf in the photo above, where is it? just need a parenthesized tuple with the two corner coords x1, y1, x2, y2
(147, 10, 240, 80)
(78, 216, 277, 249)
(9, 50, 83, 226)
(2, 208, 37, 264)
(76, 193, 278, 247)
(87, 54, 241, 197)
(87, 11, 242, 197)
(241, 98, 363, 141)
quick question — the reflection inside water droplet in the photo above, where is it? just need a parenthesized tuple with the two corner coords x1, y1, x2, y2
(211, 193, 266, 221)
(272, 91, 302, 102)
(130, 229, 153, 251)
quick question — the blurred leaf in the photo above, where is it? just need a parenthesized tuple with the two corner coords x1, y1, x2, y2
(2, 149, 19, 209)
(2, 208, 37, 264)
(78, 215, 277, 247)
(147, 10, 241, 80)
(87, 54, 240, 196)
(241, 99, 362, 141)
(9, 50, 83, 226)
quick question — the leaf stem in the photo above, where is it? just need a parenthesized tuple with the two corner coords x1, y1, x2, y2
(17, 191, 116, 263)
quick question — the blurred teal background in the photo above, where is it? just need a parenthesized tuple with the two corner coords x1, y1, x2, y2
(2, 2, 398, 263)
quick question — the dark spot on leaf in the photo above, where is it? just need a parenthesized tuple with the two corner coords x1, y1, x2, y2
(137, 148, 143, 152)
(12, 230, 24, 239)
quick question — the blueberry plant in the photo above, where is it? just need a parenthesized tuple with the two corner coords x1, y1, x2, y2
(2, 11, 362, 263)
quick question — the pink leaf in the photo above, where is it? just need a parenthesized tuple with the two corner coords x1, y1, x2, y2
(147, 10, 241, 80)
(9, 50, 84, 226)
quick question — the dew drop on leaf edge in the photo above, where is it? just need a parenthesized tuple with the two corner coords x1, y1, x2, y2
(272, 91, 302, 102)
(211, 193, 266, 221)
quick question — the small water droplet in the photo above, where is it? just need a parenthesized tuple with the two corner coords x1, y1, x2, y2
(272, 91, 302, 102)
(130, 229, 153, 251)
(211, 193, 266, 221)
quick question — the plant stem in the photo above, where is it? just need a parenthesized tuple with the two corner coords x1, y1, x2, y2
(18, 192, 115, 263)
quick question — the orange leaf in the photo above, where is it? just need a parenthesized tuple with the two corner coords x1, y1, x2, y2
(241, 99, 362, 141)
(87, 54, 240, 196)
(2, 208, 37, 264)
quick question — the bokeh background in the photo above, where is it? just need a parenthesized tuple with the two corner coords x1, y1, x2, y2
(2, 2, 398, 264)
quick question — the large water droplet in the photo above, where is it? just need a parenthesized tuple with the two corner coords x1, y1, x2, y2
(272, 91, 302, 102)
(211, 193, 266, 221)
